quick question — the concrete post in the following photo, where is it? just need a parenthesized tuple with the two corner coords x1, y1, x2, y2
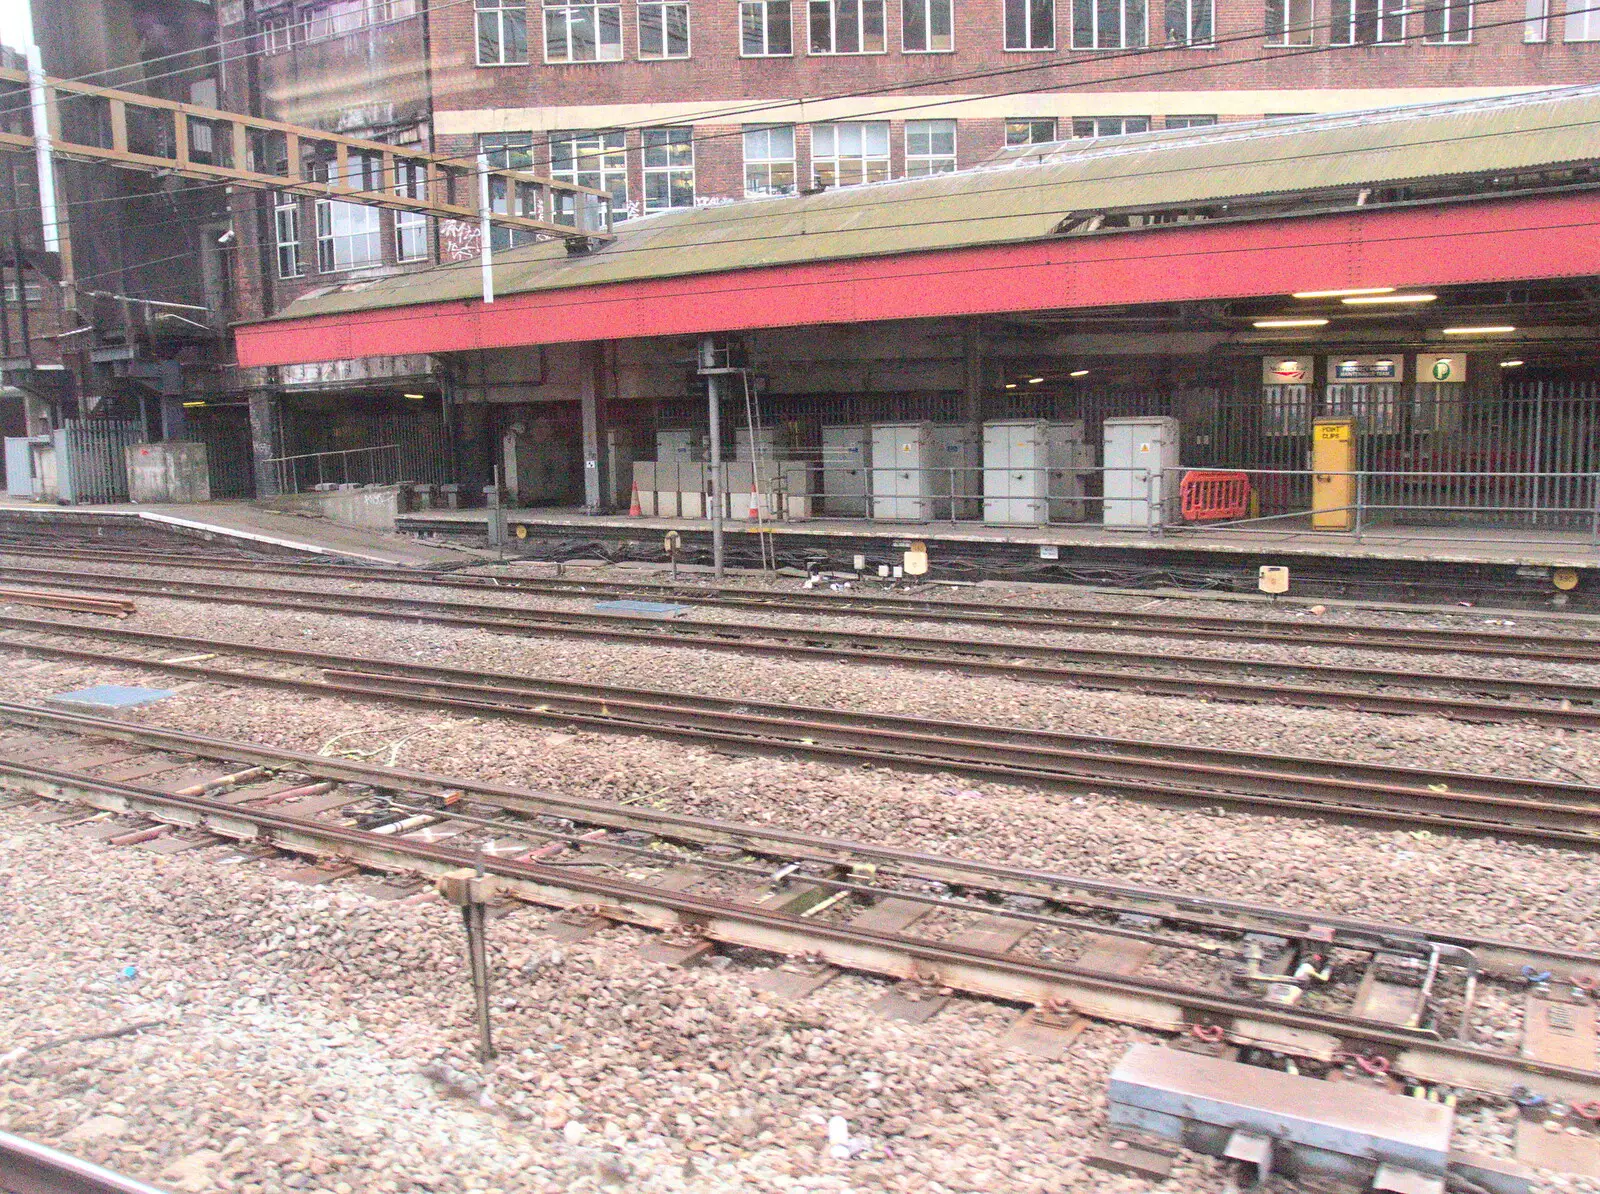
(248, 391, 282, 497)
(580, 341, 604, 512)
(962, 320, 983, 425)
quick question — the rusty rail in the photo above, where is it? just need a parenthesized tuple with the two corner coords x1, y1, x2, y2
(0, 587, 134, 617)
(0, 1129, 170, 1194)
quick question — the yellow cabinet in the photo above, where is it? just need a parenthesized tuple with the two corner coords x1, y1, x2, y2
(1311, 418, 1355, 531)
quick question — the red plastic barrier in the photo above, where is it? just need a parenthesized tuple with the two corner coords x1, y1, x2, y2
(1181, 470, 1251, 521)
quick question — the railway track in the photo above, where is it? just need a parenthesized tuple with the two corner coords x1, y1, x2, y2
(2, 613, 1598, 844)
(5, 541, 1600, 663)
(3, 566, 1600, 729)
(0, 1128, 168, 1194)
(3, 698, 1597, 1104)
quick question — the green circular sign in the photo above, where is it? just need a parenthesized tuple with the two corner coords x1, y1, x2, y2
(1431, 359, 1454, 381)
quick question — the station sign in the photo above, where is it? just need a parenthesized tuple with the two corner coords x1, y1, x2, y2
(1327, 356, 1403, 381)
(1416, 353, 1467, 383)
(1261, 357, 1311, 384)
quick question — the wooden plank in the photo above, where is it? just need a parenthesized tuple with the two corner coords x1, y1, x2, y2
(752, 897, 928, 1001)
(109, 99, 127, 153)
(874, 914, 1033, 1023)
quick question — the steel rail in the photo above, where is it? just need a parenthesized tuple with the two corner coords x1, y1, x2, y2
(2, 618, 1598, 844)
(5, 542, 1600, 662)
(7, 753, 1600, 1102)
(0, 697, 1587, 984)
(2, 569, 1599, 727)
(0, 1128, 171, 1194)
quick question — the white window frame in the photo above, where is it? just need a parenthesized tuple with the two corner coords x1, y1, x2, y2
(1525, 0, 1549, 38)
(1164, 114, 1216, 128)
(1421, 0, 1471, 40)
(1071, 115, 1151, 137)
(261, 16, 293, 53)
(1004, 0, 1056, 48)
(274, 194, 303, 279)
(1004, 117, 1058, 145)
(315, 199, 382, 273)
(1565, 0, 1600, 35)
(902, 0, 954, 49)
(476, 0, 530, 63)
(642, 128, 695, 213)
(1071, 0, 1146, 46)
(1265, 0, 1313, 42)
(544, 0, 624, 60)
(639, 0, 691, 56)
(904, 119, 956, 176)
(810, 121, 890, 188)
(807, 0, 887, 53)
(743, 125, 797, 196)
(2, 281, 42, 303)
(740, 0, 794, 52)
(1162, 0, 1212, 43)
(1329, 0, 1405, 43)
(393, 162, 429, 263)
(305, 0, 367, 42)
(550, 129, 630, 222)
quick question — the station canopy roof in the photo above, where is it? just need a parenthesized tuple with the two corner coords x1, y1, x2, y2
(266, 84, 1600, 326)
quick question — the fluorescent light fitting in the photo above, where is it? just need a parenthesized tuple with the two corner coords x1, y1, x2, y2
(1252, 318, 1329, 328)
(1027, 376, 1045, 384)
(403, 392, 427, 399)
(1499, 359, 1526, 367)
(1292, 287, 1395, 299)
(1004, 383, 1017, 389)
(1340, 293, 1437, 305)
(1070, 369, 1090, 377)
(181, 401, 207, 408)
(1441, 325, 1515, 335)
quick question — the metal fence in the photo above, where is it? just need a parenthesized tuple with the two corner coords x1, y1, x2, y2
(55, 419, 143, 504)
(265, 444, 402, 495)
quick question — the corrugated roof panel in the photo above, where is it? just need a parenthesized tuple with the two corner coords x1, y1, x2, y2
(266, 85, 1600, 323)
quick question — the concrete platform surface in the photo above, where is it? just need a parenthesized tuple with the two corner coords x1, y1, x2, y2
(400, 506, 1600, 570)
(0, 498, 469, 566)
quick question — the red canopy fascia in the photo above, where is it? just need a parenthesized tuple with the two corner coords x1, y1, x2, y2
(235, 191, 1600, 368)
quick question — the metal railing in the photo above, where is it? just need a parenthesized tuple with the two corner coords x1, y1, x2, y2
(266, 444, 400, 496)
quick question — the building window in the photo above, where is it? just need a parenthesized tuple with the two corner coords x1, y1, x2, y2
(1526, 0, 1548, 38)
(1564, 0, 1599, 34)
(1005, 0, 1055, 47)
(305, 0, 369, 41)
(903, 0, 953, 48)
(1421, 0, 1470, 38)
(1265, 0, 1312, 41)
(811, 121, 889, 188)
(1072, 116, 1150, 136)
(2, 281, 42, 303)
(545, 0, 624, 58)
(642, 128, 695, 212)
(1162, 0, 1211, 42)
(740, 0, 794, 51)
(743, 125, 796, 195)
(808, 0, 886, 51)
(477, 0, 529, 62)
(274, 194, 303, 279)
(550, 130, 630, 221)
(261, 16, 293, 52)
(904, 119, 956, 175)
(315, 200, 381, 272)
(1072, 0, 1145, 46)
(394, 162, 429, 263)
(1005, 117, 1058, 145)
(1164, 114, 1216, 128)
(639, 0, 691, 55)
(480, 134, 538, 247)
(1330, 0, 1404, 42)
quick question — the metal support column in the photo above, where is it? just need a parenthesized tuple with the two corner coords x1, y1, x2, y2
(962, 320, 983, 424)
(437, 866, 496, 1063)
(707, 369, 724, 578)
(247, 391, 282, 497)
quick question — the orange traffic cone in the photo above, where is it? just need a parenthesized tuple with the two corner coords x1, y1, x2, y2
(748, 488, 761, 521)
(629, 480, 642, 517)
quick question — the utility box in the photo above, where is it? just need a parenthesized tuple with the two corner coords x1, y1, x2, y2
(656, 429, 708, 464)
(734, 425, 793, 461)
(983, 419, 1051, 524)
(871, 422, 937, 521)
(4, 436, 39, 499)
(1048, 420, 1095, 522)
(630, 461, 657, 516)
(821, 424, 871, 517)
(932, 423, 981, 520)
(125, 441, 210, 504)
(1102, 416, 1180, 528)
(605, 426, 647, 510)
(678, 461, 706, 518)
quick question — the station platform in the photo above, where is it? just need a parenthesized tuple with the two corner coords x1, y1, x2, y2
(398, 506, 1600, 607)
(0, 498, 471, 567)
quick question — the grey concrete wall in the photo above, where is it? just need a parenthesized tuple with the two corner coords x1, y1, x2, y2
(126, 442, 211, 504)
(260, 484, 408, 531)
